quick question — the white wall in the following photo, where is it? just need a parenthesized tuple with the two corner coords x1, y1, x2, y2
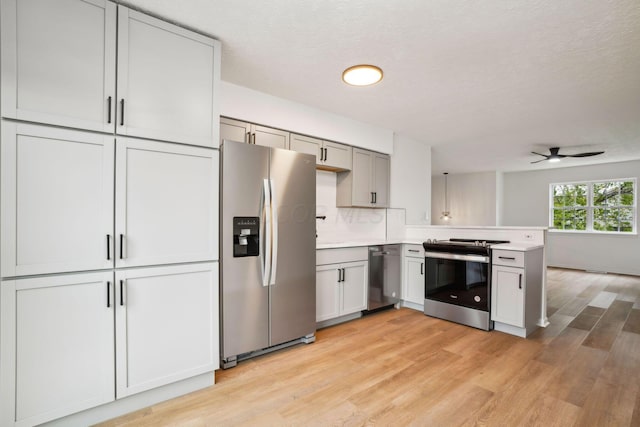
(431, 172, 500, 226)
(220, 81, 394, 154)
(390, 134, 431, 225)
(502, 160, 640, 276)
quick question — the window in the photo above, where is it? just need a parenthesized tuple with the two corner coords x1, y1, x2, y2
(550, 178, 636, 234)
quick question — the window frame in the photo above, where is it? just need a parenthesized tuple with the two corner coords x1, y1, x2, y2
(549, 177, 637, 235)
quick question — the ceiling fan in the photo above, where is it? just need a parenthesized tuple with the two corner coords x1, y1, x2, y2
(530, 147, 605, 164)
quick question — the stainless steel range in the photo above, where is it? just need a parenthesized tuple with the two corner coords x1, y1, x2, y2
(422, 238, 509, 330)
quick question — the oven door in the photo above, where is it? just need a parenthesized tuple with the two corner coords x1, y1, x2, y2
(424, 252, 490, 311)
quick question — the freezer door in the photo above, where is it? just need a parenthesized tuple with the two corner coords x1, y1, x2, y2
(269, 149, 317, 346)
(220, 140, 270, 358)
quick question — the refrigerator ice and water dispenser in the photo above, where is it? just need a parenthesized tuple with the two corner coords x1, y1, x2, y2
(233, 216, 259, 257)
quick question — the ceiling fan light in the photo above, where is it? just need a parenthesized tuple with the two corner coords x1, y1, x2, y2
(548, 157, 561, 163)
(342, 65, 383, 86)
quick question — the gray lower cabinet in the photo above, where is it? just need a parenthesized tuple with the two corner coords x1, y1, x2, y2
(402, 245, 425, 307)
(491, 248, 543, 337)
(336, 148, 390, 208)
(290, 133, 352, 171)
(0, 264, 218, 427)
(316, 247, 368, 323)
(220, 117, 289, 149)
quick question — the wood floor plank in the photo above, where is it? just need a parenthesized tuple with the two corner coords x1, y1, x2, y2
(622, 308, 640, 334)
(598, 331, 640, 388)
(541, 345, 609, 407)
(577, 378, 639, 427)
(464, 360, 557, 426)
(583, 300, 634, 351)
(519, 395, 581, 427)
(534, 326, 589, 366)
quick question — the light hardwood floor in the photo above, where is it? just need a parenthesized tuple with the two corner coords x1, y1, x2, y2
(99, 268, 640, 426)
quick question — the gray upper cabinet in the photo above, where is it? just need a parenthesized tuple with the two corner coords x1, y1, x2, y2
(1, 0, 220, 148)
(220, 117, 251, 144)
(1, 0, 117, 133)
(220, 117, 289, 149)
(290, 133, 352, 171)
(336, 148, 390, 208)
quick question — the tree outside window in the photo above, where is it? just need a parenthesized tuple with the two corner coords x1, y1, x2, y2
(550, 179, 636, 234)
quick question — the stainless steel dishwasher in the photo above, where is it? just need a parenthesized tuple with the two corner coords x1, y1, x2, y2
(366, 245, 401, 312)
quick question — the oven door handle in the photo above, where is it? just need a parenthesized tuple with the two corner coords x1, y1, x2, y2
(424, 251, 489, 263)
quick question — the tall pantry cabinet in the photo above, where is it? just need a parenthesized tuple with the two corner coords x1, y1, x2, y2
(0, 1, 221, 426)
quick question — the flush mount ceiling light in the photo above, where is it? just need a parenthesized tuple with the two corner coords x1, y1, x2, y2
(342, 65, 383, 86)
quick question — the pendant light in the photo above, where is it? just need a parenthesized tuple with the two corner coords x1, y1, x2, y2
(440, 172, 452, 221)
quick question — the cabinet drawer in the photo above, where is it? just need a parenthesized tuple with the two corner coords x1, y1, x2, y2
(316, 247, 368, 265)
(404, 244, 424, 258)
(492, 250, 524, 267)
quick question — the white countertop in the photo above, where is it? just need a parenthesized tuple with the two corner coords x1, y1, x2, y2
(316, 239, 401, 249)
(317, 240, 544, 251)
(491, 242, 544, 251)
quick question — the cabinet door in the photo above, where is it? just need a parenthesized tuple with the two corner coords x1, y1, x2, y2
(403, 257, 425, 305)
(323, 141, 352, 171)
(341, 261, 368, 315)
(1, 123, 114, 277)
(251, 124, 289, 149)
(1, 0, 116, 132)
(316, 265, 340, 322)
(351, 148, 373, 206)
(372, 153, 390, 207)
(0, 272, 114, 427)
(290, 133, 322, 164)
(115, 263, 218, 398)
(491, 265, 525, 327)
(115, 138, 219, 267)
(116, 6, 220, 147)
(220, 117, 250, 145)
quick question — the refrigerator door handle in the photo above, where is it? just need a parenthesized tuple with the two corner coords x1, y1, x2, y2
(269, 179, 278, 286)
(261, 178, 272, 287)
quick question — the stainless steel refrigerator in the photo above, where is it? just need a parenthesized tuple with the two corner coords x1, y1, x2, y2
(220, 140, 316, 368)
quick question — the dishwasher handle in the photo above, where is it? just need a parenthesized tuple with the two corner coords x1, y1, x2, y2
(371, 251, 391, 256)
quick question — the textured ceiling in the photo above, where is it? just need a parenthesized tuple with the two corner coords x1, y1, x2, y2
(124, 0, 640, 175)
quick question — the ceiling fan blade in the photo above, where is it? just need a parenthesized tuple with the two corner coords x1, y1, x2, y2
(566, 151, 605, 158)
(530, 158, 548, 164)
(530, 151, 549, 157)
